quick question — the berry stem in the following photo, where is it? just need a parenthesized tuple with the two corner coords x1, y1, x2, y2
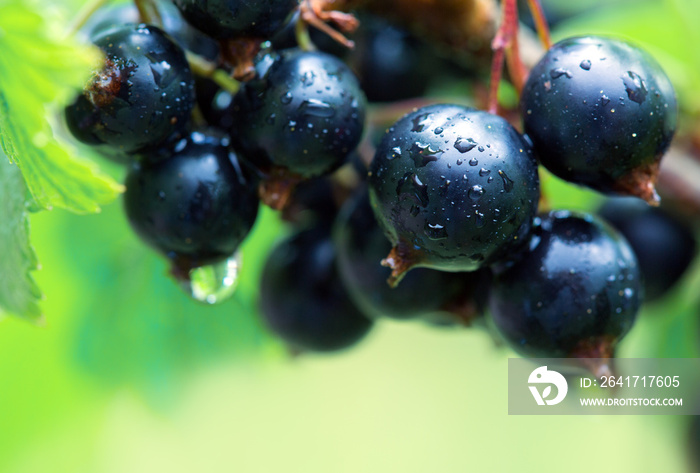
(487, 0, 526, 114)
(67, 0, 111, 36)
(134, 0, 162, 26)
(219, 38, 264, 81)
(258, 168, 304, 211)
(294, 10, 317, 52)
(185, 51, 240, 94)
(299, 0, 357, 49)
(525, 0, 552, 50)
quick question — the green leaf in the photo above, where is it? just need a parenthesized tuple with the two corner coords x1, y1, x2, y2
(0, 156, 42, 322)
(0, 2, 123, 214)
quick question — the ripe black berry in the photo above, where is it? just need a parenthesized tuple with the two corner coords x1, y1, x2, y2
(334, 190, 487, 322)
(368, 104, 539, 285)
(521, 36, 677, 202)
(489, 211, 641, 360)
(350, 18, 431, 103)
(260, 226, 373, 352)
(598, 197, 696, 301)
(65, 24, 195, 156)
(123, 130, 259, 272)
(231, 49, 366, 178)
(172, 0, 297, 39)
(83, 2, 219, 59)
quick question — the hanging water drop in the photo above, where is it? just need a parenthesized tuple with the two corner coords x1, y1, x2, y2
(177, 253, 242, 304)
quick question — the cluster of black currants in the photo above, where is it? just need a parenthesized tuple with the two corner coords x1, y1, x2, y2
(63, 1, 694, 368)
(64, 0, 366, 299)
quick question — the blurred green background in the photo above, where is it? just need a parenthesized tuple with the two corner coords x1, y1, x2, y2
(1, 0, 700, 471)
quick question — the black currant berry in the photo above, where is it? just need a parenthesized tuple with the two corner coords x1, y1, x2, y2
(65, 24, 195, 156)
(489, 211, 641, 361)
(598, 197, 696, 301)
(368, 104, 539, 285)
(123, 130, 259, 272)
(231, 48, 366, 178)
(260, 227, 373, 352)
(334, 190, 488, 323)
(521, 36, 677, 202)
(172, 0, 297, 40)
(351, 19, 431, 103)
(83, 2, 219, 60)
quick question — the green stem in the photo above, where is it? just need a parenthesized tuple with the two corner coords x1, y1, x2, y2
(66, 0, 111, 36)
(295, 10, 316, 52)
(186, 51, 240, 94)
(134, 0, 162, 25)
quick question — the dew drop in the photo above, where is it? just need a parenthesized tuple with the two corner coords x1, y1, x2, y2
(301, 70, 316, 87)
(479, 168, 491, 177)
(498, 170, 514, 192)
(550, 68, 572, 79)
(396, 172, 429, 207)
(454, 137, 477, 153)
(468, 185, 484, 201)
(410, 142, 442, 167)
(424, 222, 448, 240)
(411, 113, 433, 132)
(622, 71, 648, 104)
(387, 146, 402, 160)
(178, 253, 242, 304)
(580, 60, 592, 71)
(280, 92, 293, 104)
(434, 126, 444, 135)
(475, 210, 486, 228)
(469, 158, 478, 166)
(298, 98, 335, 118)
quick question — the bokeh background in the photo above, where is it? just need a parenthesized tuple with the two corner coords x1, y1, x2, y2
(1, 0, 700, 471)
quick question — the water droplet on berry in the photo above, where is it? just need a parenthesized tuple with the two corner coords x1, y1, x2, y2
(550, 68, 572, 79)
(468, 185, 484, 201)
(301, 71, 316, 87)
(479, 168, 491, 177)
(475, 210, 486, 228)
(179, 252, 242, 304)
(469, 158, 478, 166)
(396, 172, 429, 207)
(387, 146, 402, 160)
(580, 60, 592, 70)
(298, 99, 335, 118)
(411, 113, 433, 132)
(424, 222, 448, 240)
(454, 137, 477, 153)
(622, 71, 648, 104)
(280, 92, 293, 104)
(410, 142, 442, 167)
